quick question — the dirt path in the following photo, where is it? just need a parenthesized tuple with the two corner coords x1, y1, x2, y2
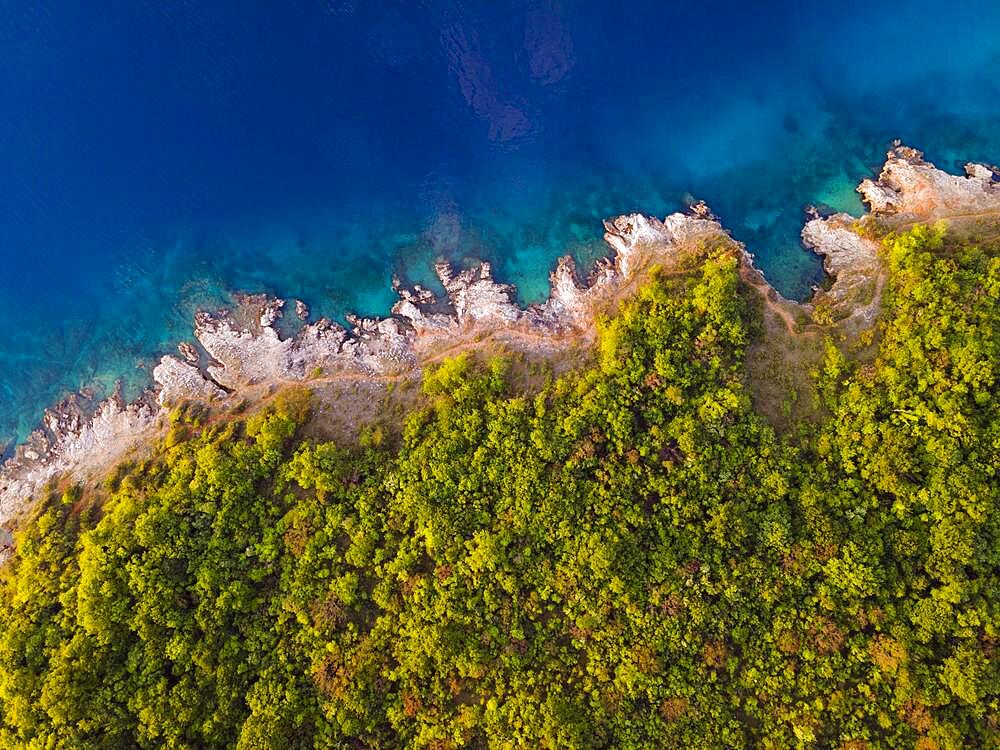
(738, 264, 819, 339)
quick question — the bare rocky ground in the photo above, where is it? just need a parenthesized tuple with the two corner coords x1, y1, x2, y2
(2, 144, 998, 548)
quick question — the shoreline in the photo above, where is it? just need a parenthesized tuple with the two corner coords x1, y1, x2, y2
(2, 143, 998, 542)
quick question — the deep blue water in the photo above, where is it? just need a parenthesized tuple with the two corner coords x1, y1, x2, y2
(2, 0, 1000, 446)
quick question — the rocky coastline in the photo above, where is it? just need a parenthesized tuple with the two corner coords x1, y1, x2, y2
(1, 144, 998, 545)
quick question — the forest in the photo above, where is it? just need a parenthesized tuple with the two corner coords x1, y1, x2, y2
(0, 225, 997, 748)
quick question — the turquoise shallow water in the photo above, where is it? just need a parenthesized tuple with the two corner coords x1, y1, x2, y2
(1, 1, 1000, 447)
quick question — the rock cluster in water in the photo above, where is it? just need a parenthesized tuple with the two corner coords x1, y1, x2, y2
(2, 145, 998, 540)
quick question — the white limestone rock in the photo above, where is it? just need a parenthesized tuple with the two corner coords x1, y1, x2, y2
(435, 261, 522, 325)
(153, 355, 227, 406)
(801, 213, 882, 320)
(603, 210, 724, 278)
(0, 390, 159, 528)
(858, 144, 1000, 218)
(177, 341, 200, 364)
(195, 296, 299, 388)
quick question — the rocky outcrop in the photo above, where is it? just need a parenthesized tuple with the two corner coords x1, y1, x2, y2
(153, 356, 227, 407)
(0, 389, 157, 530)
(532, 256, 594, 328)
(800, 212, 882, 323)
(858, 144, 1000, 219)
(195, 296, 302, 389)
(602, 211, 722, 277)
(177, 341, 199, 364)
(3, 143, 999, 539)
(435, 261, 522, 325)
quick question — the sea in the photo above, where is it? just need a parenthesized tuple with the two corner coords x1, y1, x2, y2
(2, 0, 1000, 448)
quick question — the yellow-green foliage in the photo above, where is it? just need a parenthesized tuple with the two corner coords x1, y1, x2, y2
(0, 230, 997, 748)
